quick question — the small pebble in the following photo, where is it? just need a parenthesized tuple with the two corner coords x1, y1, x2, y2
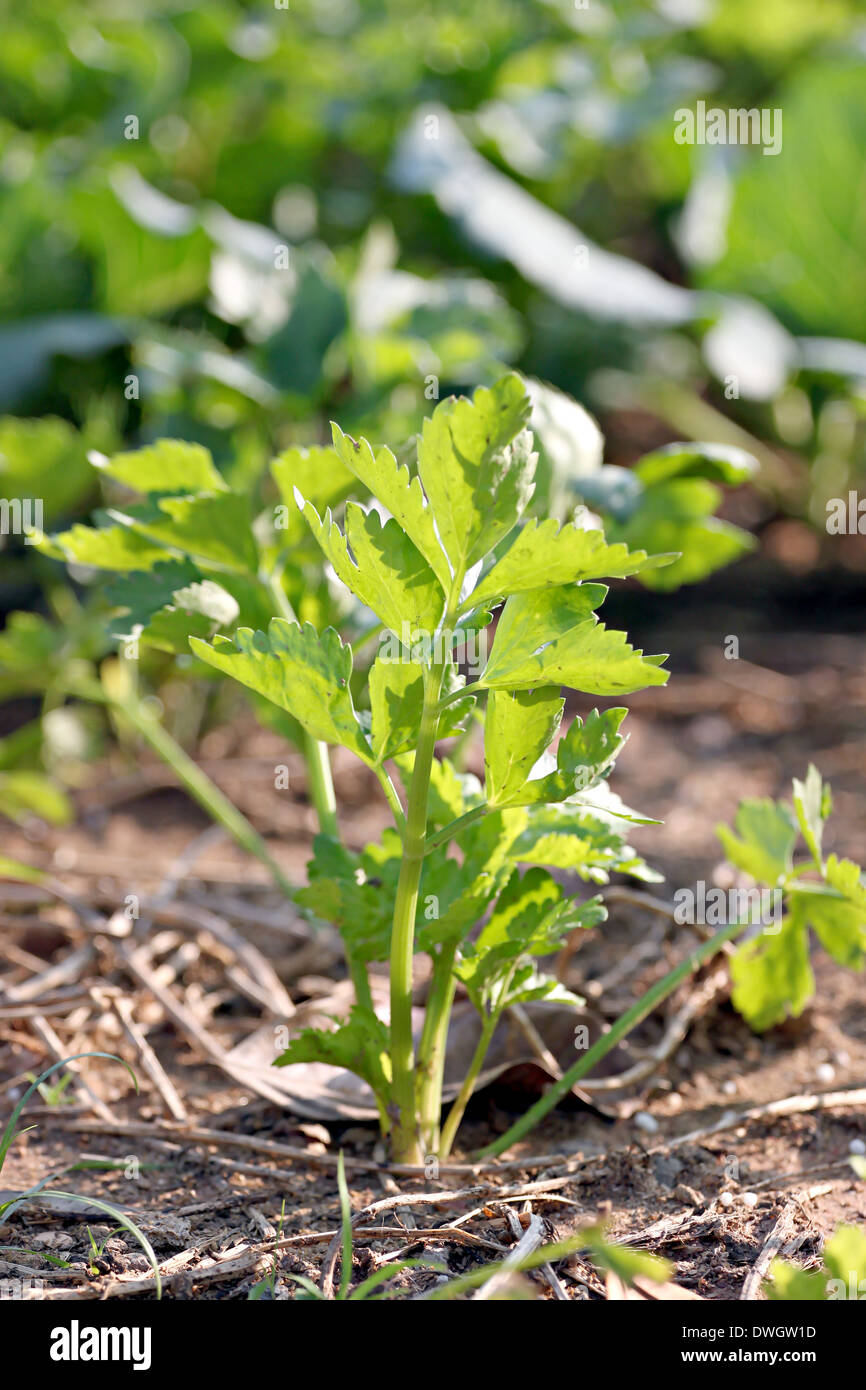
(33, 1232, 74, 1250)
(816, 1062, 836, 1084)
(674, 1184, 704, 1206)
(848, 1139, 866, 1156)
(634, 1111, 660, 1135)
(722, 1079, 738, 1096)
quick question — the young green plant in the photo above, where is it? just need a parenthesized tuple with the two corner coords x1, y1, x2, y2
(483, 764, 866, 1158)
(192, 374, 676, 1162)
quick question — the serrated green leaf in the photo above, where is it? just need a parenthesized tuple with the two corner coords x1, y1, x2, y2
(274, 1006, 391, 1106)
(416, 374, 536, 575)
(499, 708, 628, 810)
(467, 518, 672, 611)
(342, 500, 445, 633)
(369, 657, 424, 763)
(792, 763, 829, 869)
(426, 758, 479, 827)
(122, 581, 240, 655)
(190, 619, 373, 764)
(456, 868, 604, 1012)
(484, 688, 564, 809)
(271, 445, 355, 520)
(512, 803, 661, 883)
(48, 523, 174, 571)
(797, 895, 865, 970)
(796, 854, 866, 969)
(104, 560, 199, 615)
(298, 832, 400, 964)
(419, 809, 527, 947)
(482, 584, 604, 681)
(480, 586, 668, 696)
(110, 491, 258, 573)
(499, 968, 585, 1010)
(824, 853, 866, 909)
(298, 497, 444, 636)
(106, 564, 240, 654)
(730, 907, 814, 1031)
(475, 866, 562, 946)
(717, 798, 798, 885)
(94, 440, 226, 494)
(331, 425, 451, 591)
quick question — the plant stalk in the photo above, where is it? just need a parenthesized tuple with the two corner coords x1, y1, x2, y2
(416, 942, 458, 1154)
(303, 728, 339, 838)
(439, 1013, 498, 1158)
(347, 955, 375, 1016)
(265, 570, 339, 839)
(478, 916, 744, 1159)
(424, 805, 488, 855)
(387, 663, 445, 1163)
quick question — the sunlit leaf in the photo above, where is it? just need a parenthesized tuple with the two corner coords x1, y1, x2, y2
(191, 619, 373, 763)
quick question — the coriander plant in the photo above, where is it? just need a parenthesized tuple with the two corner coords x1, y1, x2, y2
(718, 765, 866, 1031)
(192, 374, 675, 1162)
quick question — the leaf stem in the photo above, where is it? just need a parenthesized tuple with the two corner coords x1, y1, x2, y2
(347, 955, 375, 1016)
(439, 681, 483, 709)
(374, 765, 406, 831)
(416, 943, 458, 1153)
(388, 662, 444, 1163)
(439, 1013, 497, 1158)
(425, 805, 488, 854)
(265, 570, 339, 839)
(477, 915, 745, 1159)
(303, 728, 339, 839)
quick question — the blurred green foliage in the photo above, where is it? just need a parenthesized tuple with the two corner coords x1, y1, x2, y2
(0, 0, 862, 496)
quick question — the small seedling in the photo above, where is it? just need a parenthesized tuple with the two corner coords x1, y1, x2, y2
(717, 764, 866, 1030)
(84, 1223, 126, 1277)
(24, 1068, 74, 1108)
(0, 1056, 162, 1297)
